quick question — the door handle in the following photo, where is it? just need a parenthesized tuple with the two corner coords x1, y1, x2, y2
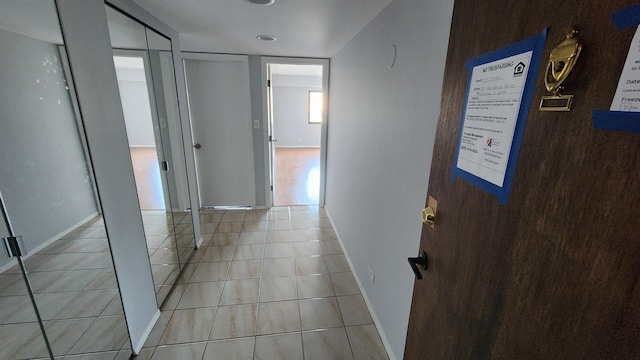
(193, 143, 201, 149)
(407, 251, 428, 280)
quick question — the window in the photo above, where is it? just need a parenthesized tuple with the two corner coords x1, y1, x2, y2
(308, 90, 323, 124)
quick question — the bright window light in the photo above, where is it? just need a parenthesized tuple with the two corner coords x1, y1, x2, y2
(309, 91, 322, 124)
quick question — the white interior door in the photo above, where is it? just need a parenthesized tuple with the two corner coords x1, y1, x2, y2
(184, 54, 255, 207)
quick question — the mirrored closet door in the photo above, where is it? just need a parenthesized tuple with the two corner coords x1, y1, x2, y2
(0, 1, 130, 358)
(105, 5, 196, 305)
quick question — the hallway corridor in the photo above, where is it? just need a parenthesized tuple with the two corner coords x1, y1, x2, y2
(138, 206, 389, 360)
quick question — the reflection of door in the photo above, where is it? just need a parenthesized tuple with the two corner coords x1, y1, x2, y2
(184, 54, 255, 207)
(405, 0, 640, 359)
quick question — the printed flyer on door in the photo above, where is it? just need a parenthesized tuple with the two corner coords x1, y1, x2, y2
(451, 30, 546, 204)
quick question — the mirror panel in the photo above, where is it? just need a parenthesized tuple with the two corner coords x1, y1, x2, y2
(105, 5, 195, 305)
(0, 1, 130, 358)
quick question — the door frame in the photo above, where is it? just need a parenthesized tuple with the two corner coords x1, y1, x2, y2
(182, 52, 256, 208)
(261, 57, 330, 208)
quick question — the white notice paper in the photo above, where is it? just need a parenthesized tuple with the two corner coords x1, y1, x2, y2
(611, 25, 640, 111)
(456, 51, 533, 187)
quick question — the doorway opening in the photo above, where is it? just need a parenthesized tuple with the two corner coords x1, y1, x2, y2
(264, 59, 329, 207)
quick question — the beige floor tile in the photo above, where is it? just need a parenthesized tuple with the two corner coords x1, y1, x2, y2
(68, 315, 129, 354)
(0, 295, 37, 324)
(159, 308, 216, 344)
(209, 304, 257, 340)
(346, 325, 389, 360)
(266, 230, 292, 243)
(295, 256, 328, 276)
(264, 243, 294, 258)
(151, 342, 206, 360)
(63, 351, 120, 359)
(245, 211, 269, 221)
(189, 261, 229, 283)
(256, 301, 300, 335)
(219, 279, 260, 305)
(302, 328, 354, 360)
(324, 254, 351, 273)
(37, 269, 102, 293)
(297, 274, 335, 299)
(53, 289, 118, 319)
(254, 333, 303, 360)
(317, 227, 338, 240)
(200, 246, 235, 262)
(299, 297, 344, 331)
(228, 259, 262, 279)
(210, 232, 240, 246)
(0, 322, 49, 359)
(44, 318, 95, 355)
(290, 211, 313, 220)
(216, 221, 244, 233)
(233, 244, 265, 260)
(176, 281, 224, 309)
(203, 337, 254, 359)
(238, 231, 266, 244)
(291, 229, 319, 242)
(262, 258, 295, 277)
(221, 212, 247, 222)
(293, 241, 322, 257)
(267, 220, 292, 231)
(160, 284, 187, 311)
(242, 221, 267, 232)
(320, 240, 343, 255)
(337, 295, 373, 326)
(291, 219, 315, 230)
(330, 272, 360, 296)
(260, 276, 298, 302)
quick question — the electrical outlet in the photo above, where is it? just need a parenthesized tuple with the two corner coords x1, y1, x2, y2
(368, 264, 375, 283)
(253, 119, 261, 129)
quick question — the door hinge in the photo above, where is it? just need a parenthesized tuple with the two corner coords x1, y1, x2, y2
(160, 160, 169, 171)
(270, 185, 273, 191)
(267, 79, 271, 87)
(3, 236, 24, 257)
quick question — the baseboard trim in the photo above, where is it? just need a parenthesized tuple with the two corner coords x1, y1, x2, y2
(0, 211, 100, 273)
(324, 208, 398, 360)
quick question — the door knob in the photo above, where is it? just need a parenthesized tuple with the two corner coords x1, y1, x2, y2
(408, 251, 428, 280)
(193, 143, 201, 149)
(421, 207, 435, 225)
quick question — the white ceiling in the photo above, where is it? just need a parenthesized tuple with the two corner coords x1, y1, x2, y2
(131, 0, 392, 58)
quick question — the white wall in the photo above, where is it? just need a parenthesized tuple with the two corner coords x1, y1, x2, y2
(117, 79, 156, 147)
(325, 0, 454, 358)
(272, 82, 321, 147)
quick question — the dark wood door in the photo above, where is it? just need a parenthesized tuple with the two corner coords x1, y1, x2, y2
(405, 0, 640, 359)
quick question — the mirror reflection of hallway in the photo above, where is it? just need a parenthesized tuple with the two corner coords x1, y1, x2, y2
(270, 64, 323, 206)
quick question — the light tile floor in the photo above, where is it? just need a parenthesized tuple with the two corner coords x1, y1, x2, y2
(139, 206, 389, 360)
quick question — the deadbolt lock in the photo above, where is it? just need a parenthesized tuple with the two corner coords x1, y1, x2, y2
(421, 207, 436, 225)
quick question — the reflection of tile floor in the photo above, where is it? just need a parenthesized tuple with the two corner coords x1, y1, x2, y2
(0, 216, 132, 360)
(138, 206, 389, 360)
(0, 210, 194, 359)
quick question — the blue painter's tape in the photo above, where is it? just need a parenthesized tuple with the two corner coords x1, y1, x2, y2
(592, 110, 640, 133)
(451, 29, 547, 205)
(612, 4, 640, 30)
